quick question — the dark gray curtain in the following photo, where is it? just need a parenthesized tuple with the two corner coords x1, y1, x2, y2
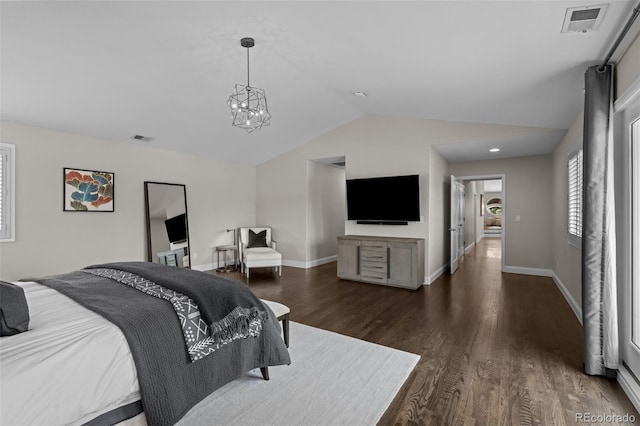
(582, 64, 619, 376)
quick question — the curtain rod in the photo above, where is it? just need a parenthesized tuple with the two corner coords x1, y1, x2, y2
(599, 1, 640, 70)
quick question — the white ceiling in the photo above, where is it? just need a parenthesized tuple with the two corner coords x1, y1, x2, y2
(1, 1, 637, 165)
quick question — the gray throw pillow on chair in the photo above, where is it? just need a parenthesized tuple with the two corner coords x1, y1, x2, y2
(247, 229, 269, 248)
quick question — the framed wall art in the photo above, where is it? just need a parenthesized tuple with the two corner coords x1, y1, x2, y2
(63, 168, 114, 212)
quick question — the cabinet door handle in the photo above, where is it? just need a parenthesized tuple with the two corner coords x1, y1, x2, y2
(357, 245, 360, 275)
(387, 248, 391, 279)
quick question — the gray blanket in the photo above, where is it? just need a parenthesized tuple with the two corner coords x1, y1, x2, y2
(34, 262, 290, 426)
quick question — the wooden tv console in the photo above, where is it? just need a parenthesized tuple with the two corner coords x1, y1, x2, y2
(337, 235, 425, 290)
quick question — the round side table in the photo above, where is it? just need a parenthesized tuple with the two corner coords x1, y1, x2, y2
(215, 245, 238, 272)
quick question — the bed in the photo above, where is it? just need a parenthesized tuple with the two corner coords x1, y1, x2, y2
(0, 262, 291, 426)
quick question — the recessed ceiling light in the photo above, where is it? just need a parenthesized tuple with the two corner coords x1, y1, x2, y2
(489, 148, 500, 153)
(353, 91, 368, 98)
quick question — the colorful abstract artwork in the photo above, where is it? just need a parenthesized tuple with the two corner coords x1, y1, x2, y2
(63, 168, 114, 212)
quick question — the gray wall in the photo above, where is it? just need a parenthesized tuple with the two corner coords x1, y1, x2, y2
(550, 112, 583, 312)
(463, 181, 484, 248)
(307, 160, 345, 263)
(0, 120, 257, 281)
(475, 181, 485, 242)
(450, 155, 553, 271)
(428, 147, 450, 279)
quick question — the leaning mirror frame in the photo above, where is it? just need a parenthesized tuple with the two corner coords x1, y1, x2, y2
(144, 181, 191, 269)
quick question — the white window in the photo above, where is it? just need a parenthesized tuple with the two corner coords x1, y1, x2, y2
(567, 148, 583, 248)
(0, 143, 15, 242)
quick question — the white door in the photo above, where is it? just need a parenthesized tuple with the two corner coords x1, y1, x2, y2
(449, 176, 465, 274)
(458, 184, 465, 258)
(617, 92, 640, 377)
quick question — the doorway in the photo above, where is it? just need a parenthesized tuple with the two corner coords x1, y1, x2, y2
(307, 156, 346, 265)
(450, 174, 506, 274)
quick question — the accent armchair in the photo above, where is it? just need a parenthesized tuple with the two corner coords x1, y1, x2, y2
(238, 227, 282, 278)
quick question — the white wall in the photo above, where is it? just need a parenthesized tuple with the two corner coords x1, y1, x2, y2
(306, 161, 345, 263)
(0, 121, 257, 281)
(257, 116, 432, 270)
(450, 155, 553, 271)
(150, 218, 171, 258)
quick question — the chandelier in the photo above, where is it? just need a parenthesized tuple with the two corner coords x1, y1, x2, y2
(227, 37, 271, 133)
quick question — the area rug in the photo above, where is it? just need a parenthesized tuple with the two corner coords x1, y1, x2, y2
(177, 322, 420, 426)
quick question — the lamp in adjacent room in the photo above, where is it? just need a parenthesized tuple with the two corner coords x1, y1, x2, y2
(227, 37, 271, 133)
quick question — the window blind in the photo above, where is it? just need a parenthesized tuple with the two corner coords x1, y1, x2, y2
(0, 146, 6, 238)
(568, 149, 583, 242)
(0, 143, 15, 241)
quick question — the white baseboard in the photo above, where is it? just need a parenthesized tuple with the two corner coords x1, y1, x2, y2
(282, 259, 307, 268)
(465, 241, 475, 254)
(197, 256, 337, 271)
(551, 271, 582, 325)
(426, 264, 448, 285)
(476, 235, 484, 244)
(551, 271, 640, 417)
(307, 255, 337, 268)
(283, 255, 337, 269)
(503, 265, 553, 277)
(192, 262, 215, 272)
(618, 364, 640, 413)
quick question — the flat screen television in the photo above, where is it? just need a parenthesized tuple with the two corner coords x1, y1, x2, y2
(164, 213, 187, 243)
(346, 174, 420, 224)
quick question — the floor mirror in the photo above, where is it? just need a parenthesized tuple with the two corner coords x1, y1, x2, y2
(144, 181, 191, 268)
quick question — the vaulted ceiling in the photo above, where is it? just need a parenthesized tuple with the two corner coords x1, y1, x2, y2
(1, 1, 636, 164)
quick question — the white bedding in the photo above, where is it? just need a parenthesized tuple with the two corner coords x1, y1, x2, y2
(0, 281, 141, 425)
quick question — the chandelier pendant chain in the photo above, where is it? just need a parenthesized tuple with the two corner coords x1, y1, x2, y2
(246, 47, 251, 107)
(246, 47, 250, 88)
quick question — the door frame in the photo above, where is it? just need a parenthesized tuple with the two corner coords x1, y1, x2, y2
(614, 79, 640, 409)
(454, 174, 506, 273)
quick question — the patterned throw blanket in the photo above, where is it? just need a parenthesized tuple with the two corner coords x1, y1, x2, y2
(84, 268, 266, 361)
(34, 262, 290, 426)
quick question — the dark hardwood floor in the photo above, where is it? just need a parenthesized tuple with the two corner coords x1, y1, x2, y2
(209, 239, 638, 425)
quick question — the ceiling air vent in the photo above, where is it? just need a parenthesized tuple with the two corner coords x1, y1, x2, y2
(130, 134, 153, 142)
(562, 4, 608, 33)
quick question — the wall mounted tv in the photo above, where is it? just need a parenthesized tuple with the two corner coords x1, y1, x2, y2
(164, 213, 187, 243)
(346, 174, 420, 225)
